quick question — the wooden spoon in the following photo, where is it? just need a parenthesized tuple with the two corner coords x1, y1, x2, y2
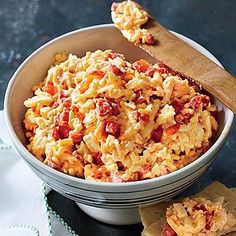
(132, 8, 236, 114)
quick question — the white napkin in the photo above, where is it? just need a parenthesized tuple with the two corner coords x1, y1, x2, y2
(0, 148, 50, 235)
(0, 111, 78, 236)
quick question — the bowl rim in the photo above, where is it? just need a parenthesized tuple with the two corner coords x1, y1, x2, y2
(4, 23, 234, 188)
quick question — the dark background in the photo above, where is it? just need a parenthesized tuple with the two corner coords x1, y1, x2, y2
(0, 1, 235, 235)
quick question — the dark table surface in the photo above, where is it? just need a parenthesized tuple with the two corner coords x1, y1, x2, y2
(1, 0, 235, 235)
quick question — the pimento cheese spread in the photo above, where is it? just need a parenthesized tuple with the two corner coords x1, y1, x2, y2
(23, 50, 218, 182)
(111, 0, 156, 44)
(163, 197, 236, 236)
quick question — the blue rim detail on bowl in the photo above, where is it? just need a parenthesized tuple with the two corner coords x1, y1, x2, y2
(45, 169, 206, 206)
(21, 148, 216, 194)
(57, 174, 204, 209)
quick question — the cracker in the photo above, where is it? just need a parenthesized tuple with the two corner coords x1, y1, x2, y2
(141, 218, 164, 236)
(195, 182, 236, 218)
(140, 182, 236, 236)
(139, 201, 172, 228)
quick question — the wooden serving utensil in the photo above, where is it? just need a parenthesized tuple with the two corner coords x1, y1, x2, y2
(135, 8, 236, 114)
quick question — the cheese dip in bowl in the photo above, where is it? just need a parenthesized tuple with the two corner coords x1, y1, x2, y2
(4, 24, 234, 225)
(23, 50, 218, 183)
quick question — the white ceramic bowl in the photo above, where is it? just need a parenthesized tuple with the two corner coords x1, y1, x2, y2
(4, 24, 234, 225)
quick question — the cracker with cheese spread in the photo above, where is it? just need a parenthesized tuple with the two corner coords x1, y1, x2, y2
(140, 182, 236, 236)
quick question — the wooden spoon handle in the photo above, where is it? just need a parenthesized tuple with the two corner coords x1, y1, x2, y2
(140, 19, 236, 114)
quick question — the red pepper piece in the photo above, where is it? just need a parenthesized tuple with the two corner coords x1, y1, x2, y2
(43, 82, 55, 96)
(76, 112, 85, 121)
(175, 108, 194, 124)
(89, 70, 105, 78)
(205, 211, 214, 230)
(104, 120, 121, 138)
(135, 171, 144, 180)
(61, 98, 71, 108)
(145, 34, 156, 45)
(73, 152, 83, 161)
(121, 72, 132, 82)
(108, 52, 122, 59)
(201, 142, 210, 153)
(189, 95, 210, 110)
(111, 2, 118, 12)
(61, 110, 69, 122)
(193, 203, 207, 212)
(136, 111, 150, 122)
(58, 123, 70, 139)
(52, 127, 60, 140)
(134, 90, 146, 104)
(111, 65, 124, 76)
(151, 126, 163, 142)
(92, 152, 104, 166)
(97, 99, 113, 116)
(200, 95, 210, 108)
(59, 90, 70, 99)
(108, 98, 120, 116)
(133, 59, 150, 73)
(73, 106, 85, 121)
(97, 98, 120, 116)
(71, 132, 84, 144)
(157, 63, 172, 74)
(72, 106, 79, 113)
(116, 161, 125, 171)
(171, 100, 184, 113)
(193, 203, 213, 230)
(166, 124, 180, 135)
(162, 223, 177, 236)
(145, 67, 157, 77)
